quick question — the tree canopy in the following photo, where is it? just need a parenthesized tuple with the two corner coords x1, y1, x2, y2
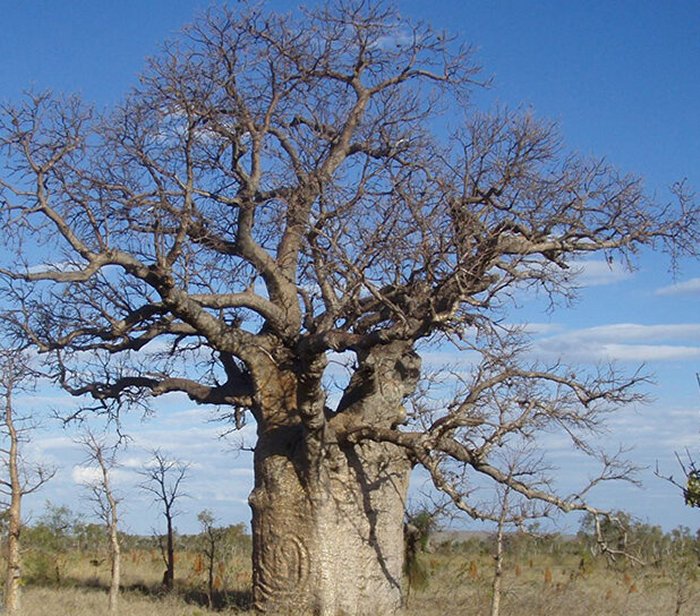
(1, 0, 696, 525)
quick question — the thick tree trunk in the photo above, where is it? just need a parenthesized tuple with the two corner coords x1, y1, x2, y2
(248, 343, 419, 615)
(250, 430, 410, 615)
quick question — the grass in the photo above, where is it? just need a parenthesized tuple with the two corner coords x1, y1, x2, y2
(403, 549, 700, 616)
(18, 546, 254, 615)
(12, 542, 700, 615)
(20, 586, 221, 616)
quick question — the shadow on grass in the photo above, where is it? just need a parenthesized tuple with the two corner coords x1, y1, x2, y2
(180, 587, 253, 611)
(41, 576, 253, 612)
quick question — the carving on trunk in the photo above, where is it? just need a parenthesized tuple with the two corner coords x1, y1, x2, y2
(256, 533, 310, 598)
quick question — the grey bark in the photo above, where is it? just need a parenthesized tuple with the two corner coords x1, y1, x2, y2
(97, 443, 121, 613)
(490, 487, 510, 616)
(250, 343, 419, 614)
(108, 513, 121, 614)
(0, 352, 53, 616)
(251, 437, 410, 614)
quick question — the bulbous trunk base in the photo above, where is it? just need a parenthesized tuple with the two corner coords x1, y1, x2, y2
(250, 426, 410, 615)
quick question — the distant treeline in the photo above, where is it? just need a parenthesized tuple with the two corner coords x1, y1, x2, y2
(0, 501, 251, 586)
(434, 512, 700, 569)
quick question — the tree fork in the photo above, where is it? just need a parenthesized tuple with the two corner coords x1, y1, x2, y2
(249, 343, 420, 614)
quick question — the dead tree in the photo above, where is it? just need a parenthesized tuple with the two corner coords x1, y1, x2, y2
(138, 449, 188, 592)
(0, 2, 698, 613)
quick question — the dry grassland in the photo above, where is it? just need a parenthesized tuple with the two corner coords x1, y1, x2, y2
(403, 549, 700, 616)
(13, 545, 700, 615)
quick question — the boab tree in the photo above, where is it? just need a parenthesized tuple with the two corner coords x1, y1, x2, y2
(0, 2, 697, 614)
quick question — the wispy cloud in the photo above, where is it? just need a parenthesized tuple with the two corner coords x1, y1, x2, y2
(655, 277, 700, 297)
(71, 465, 135, 487)
(370, 29, 414, 51)
(520, 323, 565, 336)
(573, 323, 700, 342)
(534, 323, 700, 363)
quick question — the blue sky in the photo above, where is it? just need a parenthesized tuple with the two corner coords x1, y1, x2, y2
(1, 1, 699, 535)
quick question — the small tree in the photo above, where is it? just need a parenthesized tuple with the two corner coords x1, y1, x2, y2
(0, 349, 55, 615)
(79, 430, 122, 614)
(403, 505, 439, 599)
(579, 510, 646, 566)
(484, 451, 555, 616)
(26, 502, 80, 583)
(198, 509, 224, 609)
(139, 449, 189, 591)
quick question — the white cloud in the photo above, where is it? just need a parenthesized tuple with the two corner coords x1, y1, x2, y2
(595, 344, 700, 362)
(71, 463, 136, 488)
(579, 323, 700, 341)
(370, 29, 414, 51)
(25, 261, 79, 275)
(656, 277, 700, 297)
(121, 455, 149, 469)
(31, 434, 75, 452)
(71, 465, 102, 485)
(533, 322, 700, 363)
(519, 322, 565, 336)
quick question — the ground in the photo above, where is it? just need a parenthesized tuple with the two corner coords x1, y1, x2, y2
(13, 536, 700, 616)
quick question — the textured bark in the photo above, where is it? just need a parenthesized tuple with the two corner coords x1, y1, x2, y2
(250, 435, 410, 615)
(165, 515, 175, 591)
(249, 343, 419, 615)
(490, 488, 509, 616)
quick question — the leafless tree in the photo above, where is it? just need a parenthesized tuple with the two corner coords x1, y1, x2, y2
(0, 2, 697, 613)
(78, 429, 123, 614)
(485, 449, 559, 616)
(490, 482, 510, 616)
(198, 509, 222, 610)
(0, 349, 55, 615)
(138, 449, 188, 592)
